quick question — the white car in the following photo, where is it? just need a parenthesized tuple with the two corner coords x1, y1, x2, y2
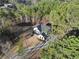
(36, 34, 45, 41)
(33, 27, 41, 35)
(0, 4, 16, 9)
(33, 27, 45, 41)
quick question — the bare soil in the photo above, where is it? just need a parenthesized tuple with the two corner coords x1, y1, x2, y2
(22, 34, 41, 59)
(23, 34, 40, 48)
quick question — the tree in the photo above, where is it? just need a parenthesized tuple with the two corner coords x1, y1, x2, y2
(32, 0, 79, 37)
(41, 36, 79, 59)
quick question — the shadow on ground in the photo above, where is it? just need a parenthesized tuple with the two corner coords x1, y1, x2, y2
(0, 22, 33, 55)
(65, 27, 79, 37)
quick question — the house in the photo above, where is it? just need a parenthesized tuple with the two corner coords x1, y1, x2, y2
(33, 23, 52, 40)
(17, 0, 31, 5)
(17, 0, 40, 5)
(17, 0, 26, 3)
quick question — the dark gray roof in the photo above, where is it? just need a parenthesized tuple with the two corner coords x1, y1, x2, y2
(34, 24, 51, 34)
(41, 24, 51, 34)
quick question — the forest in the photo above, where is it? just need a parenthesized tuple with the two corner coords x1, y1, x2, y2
(0, 0, 79, 59)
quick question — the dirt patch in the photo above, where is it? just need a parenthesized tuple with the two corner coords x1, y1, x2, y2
(23, 35, 41, 48)
(2, 34, 41, 59)
(22, 34, 41, 59)
(28, 51, 41, 59)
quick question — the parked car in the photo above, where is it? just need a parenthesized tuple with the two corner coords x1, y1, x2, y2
(0, 3, 16, 9)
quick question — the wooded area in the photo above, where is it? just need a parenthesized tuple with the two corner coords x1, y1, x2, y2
(0, 0, 79, 59)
